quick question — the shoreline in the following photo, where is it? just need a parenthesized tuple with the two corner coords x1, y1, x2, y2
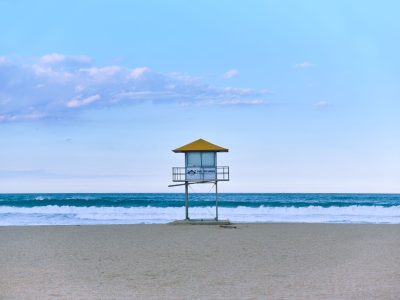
(1, 223, 399, 299)
(1, 221, 400, 227)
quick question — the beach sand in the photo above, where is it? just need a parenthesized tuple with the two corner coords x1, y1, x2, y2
(1, 224, 399, 299)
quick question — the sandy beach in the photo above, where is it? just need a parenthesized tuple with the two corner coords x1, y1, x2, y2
(1, 224, 399, 299)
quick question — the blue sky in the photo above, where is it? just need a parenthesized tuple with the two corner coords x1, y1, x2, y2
(0, 0, 399, 192)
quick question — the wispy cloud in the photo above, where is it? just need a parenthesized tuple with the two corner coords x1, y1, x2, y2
(0, 54, 270, 122)
(66, 94, 100, 108)
(220, 99, 266, 105)
(293, 61, 315, 69)
(129, 67, 150, 79)
(223, 69, 239, 79)
(0, 169, 140, 179)
(40, 53, 92, 65)
(313, 100, 331, 109)
(81, 66, 122, 78)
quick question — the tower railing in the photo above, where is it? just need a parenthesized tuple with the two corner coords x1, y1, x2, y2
(172, 166, 229, 182)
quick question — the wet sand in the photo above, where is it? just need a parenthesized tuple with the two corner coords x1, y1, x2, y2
(1, 224, 399, 299)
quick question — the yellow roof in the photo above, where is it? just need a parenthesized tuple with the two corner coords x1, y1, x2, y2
(173, 139, 229, 153)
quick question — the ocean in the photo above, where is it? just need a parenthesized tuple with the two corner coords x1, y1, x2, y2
(0, 193, 399, 225)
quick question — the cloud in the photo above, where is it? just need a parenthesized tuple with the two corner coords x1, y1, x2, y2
(223, 69, 239, 79)
(293, 61, 315, 69)
(0, 54, 270, 122)
(0, 112, 46, 122)
(0, 168, 140, 179)
(81, 66, 122, 78)
(40, 53, 92, 65)
(0, 169, 50, 178)
(219, 99, 266, 105)
(313, 101, 331, 109)
(129, 67, 150, 79)
(66, 94, 100, 108)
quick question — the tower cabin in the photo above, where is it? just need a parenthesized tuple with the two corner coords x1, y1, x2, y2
(170, 139, 229, 222)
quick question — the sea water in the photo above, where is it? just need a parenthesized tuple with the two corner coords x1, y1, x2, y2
(0, 193, 399, 225)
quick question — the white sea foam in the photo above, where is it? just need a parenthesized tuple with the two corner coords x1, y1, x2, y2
(0, 205, 399, 225)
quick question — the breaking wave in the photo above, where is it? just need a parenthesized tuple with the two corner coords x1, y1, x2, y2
(0, 205, 399, 225)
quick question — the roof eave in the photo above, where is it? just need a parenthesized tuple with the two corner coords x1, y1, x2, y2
(173, 149, 229, 153)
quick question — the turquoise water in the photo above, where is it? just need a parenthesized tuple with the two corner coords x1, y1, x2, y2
(0, 193, 399, 225)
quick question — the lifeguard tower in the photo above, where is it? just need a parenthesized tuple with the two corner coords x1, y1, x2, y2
(169, 139, 229, 223)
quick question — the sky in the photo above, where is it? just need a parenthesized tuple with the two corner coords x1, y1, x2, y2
(0, 0, 399, 193)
